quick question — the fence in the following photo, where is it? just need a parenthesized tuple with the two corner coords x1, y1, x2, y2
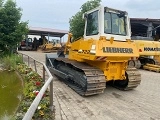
(18, 52, 54, 120)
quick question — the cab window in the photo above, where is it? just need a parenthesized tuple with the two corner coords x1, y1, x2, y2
(86, 10, 99, 36)
(104, 12, 126, 35)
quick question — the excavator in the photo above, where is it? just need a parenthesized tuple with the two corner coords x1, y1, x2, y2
(128, 36, 160, 72)
(46, 5, 141, 96)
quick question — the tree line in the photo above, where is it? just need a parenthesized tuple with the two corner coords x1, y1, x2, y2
(0, 0, 28, 55)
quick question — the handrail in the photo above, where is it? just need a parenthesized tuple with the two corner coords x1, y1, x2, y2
(18, 52, 54, 120)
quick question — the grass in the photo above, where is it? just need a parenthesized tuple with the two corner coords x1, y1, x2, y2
(1, 54, 22, 70)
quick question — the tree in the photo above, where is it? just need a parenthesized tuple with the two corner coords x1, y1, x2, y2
(0, 0, 28, 54)
(69, 0, 101, 40)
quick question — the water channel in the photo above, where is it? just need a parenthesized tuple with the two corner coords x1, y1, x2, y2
(0, 71, 23, 120)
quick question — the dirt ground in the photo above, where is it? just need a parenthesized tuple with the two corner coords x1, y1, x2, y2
(19, 51, 160, 120)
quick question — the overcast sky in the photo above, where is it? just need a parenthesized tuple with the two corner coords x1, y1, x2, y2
(16, 0, 160, 31)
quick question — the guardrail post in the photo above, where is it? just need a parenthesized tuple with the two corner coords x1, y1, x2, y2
(43, 66, 45, 82)
(50, 79, 54, 111)
(28, 56, 29, 66)
(34, 60, 37, 72)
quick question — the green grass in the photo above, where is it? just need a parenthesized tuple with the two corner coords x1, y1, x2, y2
(1, 54, 22, 70)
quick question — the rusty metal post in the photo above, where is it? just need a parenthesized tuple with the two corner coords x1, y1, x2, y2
(28, 56, 29, 66)
(34, 60, 37, 72)
(50, 78, 54, 111)
(43, 66, 45, 82)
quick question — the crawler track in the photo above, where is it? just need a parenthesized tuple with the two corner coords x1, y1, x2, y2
(49, 58, 106, 96)
(48, 57, 141, 96)
(113, 68, 141, 90)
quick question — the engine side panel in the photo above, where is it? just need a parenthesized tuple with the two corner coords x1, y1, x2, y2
(69, 37, 139, 61)
(134, 40, 160, 56)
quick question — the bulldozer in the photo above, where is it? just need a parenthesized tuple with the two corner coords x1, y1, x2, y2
(46, 5, 141, 96)
(38, 38, 62, 52)
(128, 36, 160, 72)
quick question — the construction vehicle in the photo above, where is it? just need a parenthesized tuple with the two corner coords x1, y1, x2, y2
(46, 5, 141, 96)
(39, 38, 62, 52)
(18, 38, 33, 51)
(52, 39, 62, 49)
(128, 36, 160, 72)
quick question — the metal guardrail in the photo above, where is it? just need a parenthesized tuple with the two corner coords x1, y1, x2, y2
(18, 52, 54, 120)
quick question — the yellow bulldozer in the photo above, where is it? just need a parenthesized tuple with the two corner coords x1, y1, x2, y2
(46, 5, 141, 96)
(128, 36, 160, 72)
(39, 38, 62, 52)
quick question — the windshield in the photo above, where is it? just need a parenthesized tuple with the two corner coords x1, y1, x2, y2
(104, 12, 126, 35)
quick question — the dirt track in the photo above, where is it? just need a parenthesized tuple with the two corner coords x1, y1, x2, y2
(19, 51, 160, 120)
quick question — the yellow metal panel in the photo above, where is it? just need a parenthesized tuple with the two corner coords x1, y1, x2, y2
(85, 60, 127, 81)
(95, 40, 139, 57)
(134, 40, 160, 56)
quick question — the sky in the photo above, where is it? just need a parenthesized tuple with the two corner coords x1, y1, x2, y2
(15, 0, 160, 39)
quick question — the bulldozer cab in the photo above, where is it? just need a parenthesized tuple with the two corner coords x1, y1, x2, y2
(83, 6, 131, 41)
